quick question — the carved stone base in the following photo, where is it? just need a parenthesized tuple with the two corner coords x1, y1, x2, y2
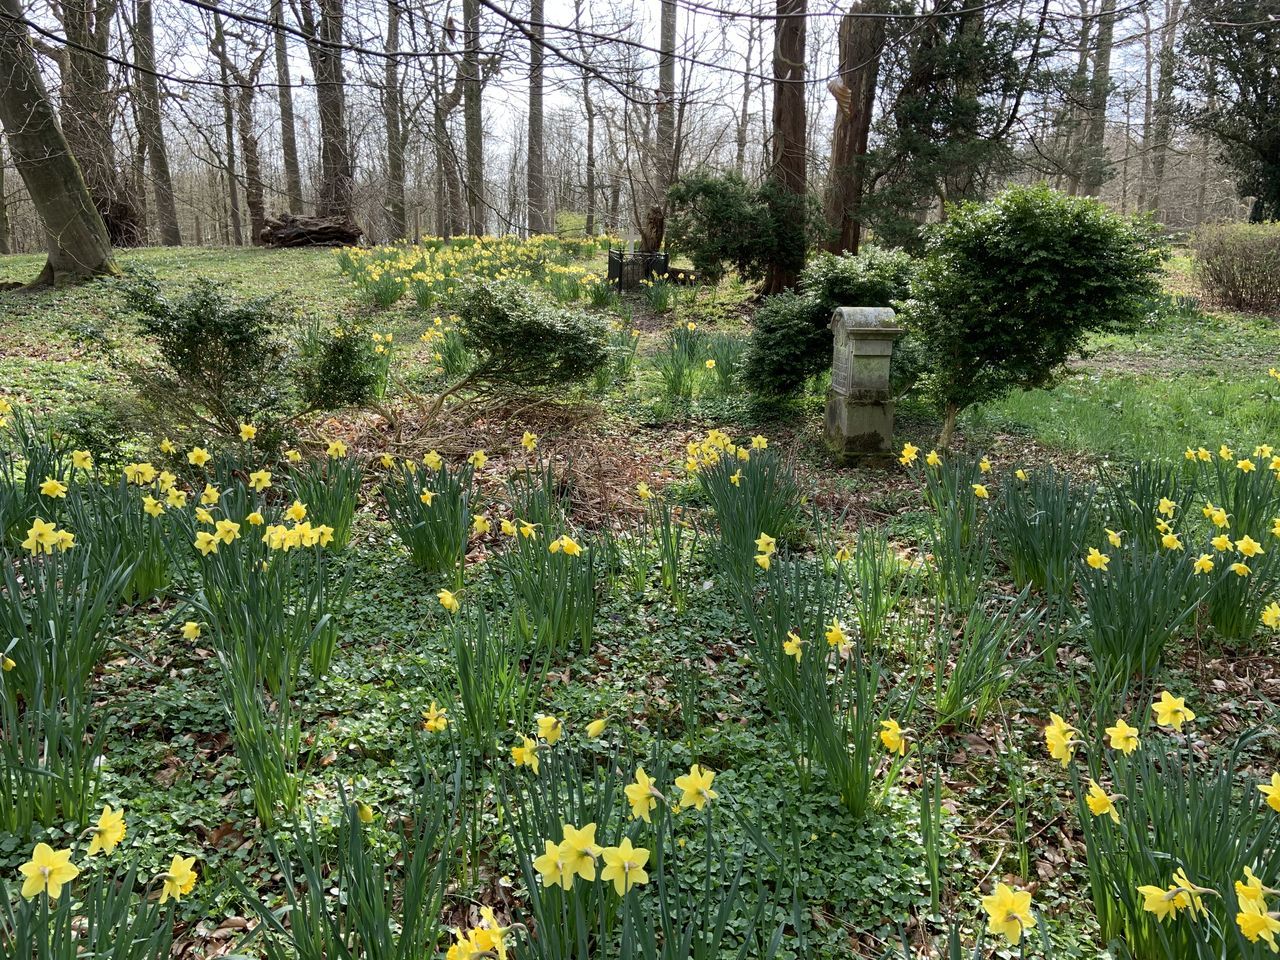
(825, 391, 896, 466)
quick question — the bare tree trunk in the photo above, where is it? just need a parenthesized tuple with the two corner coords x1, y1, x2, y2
(272, 0, 304, 213)
(236, 80, 265, 243)
(526, 0, 548, 234)
(0, 0, 116, 284)
(734, 18, 758, 176)
(133, 0, 181, 245)
(1146, 0, 1182, 216)
(636, 0, 676, 252)
(212, 11, 243, 245)
(0, 137, 11, 254)
(824, 0, 884, 254)
(461, 0, 485, 233)
(765, 0, 807, 293)
(384, 0, 406, 239)
(1079, 0, 1117, 196)
(300, 0, 355, 219)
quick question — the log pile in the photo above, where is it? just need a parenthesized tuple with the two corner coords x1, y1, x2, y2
(259, 213, 362, 248)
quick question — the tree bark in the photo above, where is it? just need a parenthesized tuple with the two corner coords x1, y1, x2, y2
(383, 0, 406, 239)
(637, 0, 676, 252)
(57, 0, 143, 245)
(299, 0, 355, 219)
(526, 0, 548, 234)
(0, 0, 116, 284)
(823, 0, 884, 254)
(235, 70, 266, 243)
(765, 0, 807, 293)
(1079, 0, 1117, 196)
(1146, 0, 1183, 216)
(461, 0, 485, 233)
(272, 0, 304, 213)
(133, 0, 181, 245)
(0, 137, 11, 254)
(735, 18, 759, 176)
(211, 11, 243, 245)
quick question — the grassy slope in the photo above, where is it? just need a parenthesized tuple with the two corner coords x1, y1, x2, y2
(1, 246, 1278, 958)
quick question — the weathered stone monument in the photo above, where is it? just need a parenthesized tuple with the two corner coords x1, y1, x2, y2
(825, 306, 904, 465)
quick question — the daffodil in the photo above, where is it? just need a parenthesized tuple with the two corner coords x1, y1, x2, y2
(86, 805, 126, 856)
(71, 450, 93, 470)
(898, 442, 919, 466)
(19, 843, 79, 900)
(1157, 497, 1177, 517)
(1086, 547, 1109, 570)
(181, 621, 201, 640)
(1263, 602, 1280, 629)
(124, 462, 157, 485)
(1237, 897, 1280, 950)
(422, 701, 448, 732)
(159, 854, 198, 904)
(424, 450, 443, 470)
(468, 449, 488, 468)
(188, 447, 211, 467)
(560, 823, 601, 880)
(625, 766, 662, 822)
(601, 838, 650, 895)
(981, 883, 1036, 945)
(533, 839, 572, 889)
(239, 423, 257, 441)
(537, 715, 564, 744)
(511, 736, 540, 773)
(972, 483, 989, 499)
(1044, 712, 1079, 767)
(926, 449, 941, 466)
(194, 531, 219, 556)
(1105, 716, 1140, 754)
(521, 431, 538, 451)
(437, 589, 460, 613)
(1260, 773, 1280, 813)
(1085, 780, 1119, 823)
(979, 457, 992, 473)
(1152, 691, 1195, 731)
(879, 719, 907, 755)
(636, 481, 653, 500)
(1194, 553, 1215, 574)
(286, 500, 308, 522)
(1237, 535, 1265, 557)
(327, 439, 347, 458)
(249, 470, 272, 492)
(674, 763, 717, 810)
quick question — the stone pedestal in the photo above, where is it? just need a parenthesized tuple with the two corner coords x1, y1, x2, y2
(825, 306, 904, 465)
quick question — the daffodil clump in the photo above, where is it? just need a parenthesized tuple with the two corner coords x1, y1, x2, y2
(333, 234, 616, 310)
(2, 805, 195, 959)
(1048, 689, 1280, 957)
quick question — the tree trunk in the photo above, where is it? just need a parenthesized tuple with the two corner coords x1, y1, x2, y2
(236, 81, 265, 243)
(212, 11, 243, 246)
(58, 0, 143, 246)
(765, 0, 807, 293)
(734, 19, 758, 176)
(0, 138, 11, 254)
(272, 0, 304, 213)
(526, 0, 548, 234)
(1146, 0, 1183, 216)
(823, 0, 885, 254)
(0, 0, 116, 284)
(384, 0, 406, 239)
(133, 0, 181, 245)
(1079, 0, 1117, 196)
(642, 0, 676, 252)
(461, 0, 485, 234)
(300, 0, 355, 219)
(582, 79, 596, 236)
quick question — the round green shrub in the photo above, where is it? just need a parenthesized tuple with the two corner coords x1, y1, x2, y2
(905, 184, 1166, 444)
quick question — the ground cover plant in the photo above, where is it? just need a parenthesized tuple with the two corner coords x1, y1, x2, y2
(2, 228, 1280, 960)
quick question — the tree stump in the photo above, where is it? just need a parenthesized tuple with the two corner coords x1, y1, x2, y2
(259, 213, 362, 247)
